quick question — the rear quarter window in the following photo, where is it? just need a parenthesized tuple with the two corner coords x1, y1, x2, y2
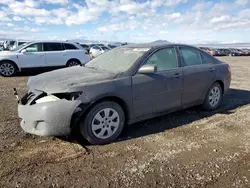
(64, 43, 78, 50)
(200, 52, 218, 64)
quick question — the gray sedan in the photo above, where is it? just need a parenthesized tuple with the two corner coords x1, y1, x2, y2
(18, 43, 231, 145)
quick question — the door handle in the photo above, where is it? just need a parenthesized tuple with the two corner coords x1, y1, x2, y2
(174, 73, 180, 78)
(62, 53, 66, 56)
(39, 54, 44, 57)
(209, 67, 215, 72)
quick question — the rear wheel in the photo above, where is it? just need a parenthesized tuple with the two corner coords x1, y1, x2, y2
(67, 59, 81, 67)
(80, 101, 125, 145)
(0, 61, 18, 77)
(202, 82, 222, 110)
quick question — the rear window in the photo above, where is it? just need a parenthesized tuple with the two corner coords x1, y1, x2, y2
(64, 43, 78, 50)
(92, 46, 100, 50)
(80, 44, 89, 48)
(102, 47, 110, 50)
(43, 43, 64, 51)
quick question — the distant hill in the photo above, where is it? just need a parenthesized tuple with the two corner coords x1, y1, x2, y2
(150, 40, 171, 44)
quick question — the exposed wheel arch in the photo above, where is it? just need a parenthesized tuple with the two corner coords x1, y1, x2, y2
(0, 60, 19, 70)
(89, 96, 129, 125)
(214, 80, 224, 95)
(0, 60, 19, 76)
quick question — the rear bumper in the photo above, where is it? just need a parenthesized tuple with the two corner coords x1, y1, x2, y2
(18, 99, 81, 136)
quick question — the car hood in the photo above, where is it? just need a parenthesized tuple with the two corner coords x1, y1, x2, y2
(0, 51, 17, 56)
(28, 66, 116, 94)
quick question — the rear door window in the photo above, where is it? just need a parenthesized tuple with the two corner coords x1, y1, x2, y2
(43, 43, 64, 51)
(178, 47, 202, 67)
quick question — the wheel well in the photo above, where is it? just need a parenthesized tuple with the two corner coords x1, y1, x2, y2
(215, 80, 224, 94)
(0, 60, 19, 69)
(66, 58, 81, 65)
(90, 96, 129, 124)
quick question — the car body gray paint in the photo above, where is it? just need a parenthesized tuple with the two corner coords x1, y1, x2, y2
(18, 43, 231, 136)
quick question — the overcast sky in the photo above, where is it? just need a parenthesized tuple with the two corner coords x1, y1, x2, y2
(0, 0, 250, 43)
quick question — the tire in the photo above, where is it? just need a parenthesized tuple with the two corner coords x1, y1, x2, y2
(80, 101, 125, 145)
(67, 59, 81, 67)
(202, 82, 222, 110)
(0, 61, 18, 77)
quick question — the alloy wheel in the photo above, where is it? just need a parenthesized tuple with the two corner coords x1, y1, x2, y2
(208, 86, 221, 107)
(0, 63, 15, 76)
(68, 61, 80, 66)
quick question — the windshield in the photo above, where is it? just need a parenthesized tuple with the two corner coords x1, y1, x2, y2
(85, 47, 149, 73)
(11, 42, 31, 52)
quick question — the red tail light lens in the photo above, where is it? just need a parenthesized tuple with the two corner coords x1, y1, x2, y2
(85, 51, 89, 55)
(228, 65, 231, 72)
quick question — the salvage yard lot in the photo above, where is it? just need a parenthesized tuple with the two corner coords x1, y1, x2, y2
(0, 56, 250, 188)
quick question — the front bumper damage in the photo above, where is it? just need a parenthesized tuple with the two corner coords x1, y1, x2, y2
(18, 91, 82, 136)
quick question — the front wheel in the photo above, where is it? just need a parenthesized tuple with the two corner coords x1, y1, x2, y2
(80, 101, 125, 145)
(0, 61, 18, 77)
(202, 82, 222, 110)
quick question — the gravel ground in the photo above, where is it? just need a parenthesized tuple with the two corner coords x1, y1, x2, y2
(0, 57, 250, 188)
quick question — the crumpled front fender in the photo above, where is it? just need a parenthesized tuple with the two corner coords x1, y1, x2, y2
(18, 99, 81, 136)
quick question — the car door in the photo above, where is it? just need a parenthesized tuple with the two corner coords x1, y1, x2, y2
(18, 43, 46, 68)
(43, 43, 66, 66)
(132, 47, 183, 118)
(178, 46, 216, 107)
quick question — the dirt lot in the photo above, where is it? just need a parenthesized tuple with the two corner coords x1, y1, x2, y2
(0, 57, 250, 188)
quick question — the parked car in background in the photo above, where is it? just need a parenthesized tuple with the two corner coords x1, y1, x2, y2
(3, 40, 15, 50)
(241, 49, 250, 56)
(107, 44, 117, 49)
(89, 45, 111, 58)
(89, 43, 105, 48)
(199, 47, 218, 56)
(236, 49, 249, 56)
(80, 44, 90, 53)
(18, 43, 231, 145)
(214, 49, 227, 56)
(11, 40, 29, 50)
(0, 41, 90, 76)
(228, 48, 241, 56)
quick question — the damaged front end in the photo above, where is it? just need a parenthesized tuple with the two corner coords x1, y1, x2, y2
(18, 90, 85, 136)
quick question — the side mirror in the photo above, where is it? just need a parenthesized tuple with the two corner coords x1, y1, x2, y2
(20, 49, 27, 53)
(138, 64, 157, 74)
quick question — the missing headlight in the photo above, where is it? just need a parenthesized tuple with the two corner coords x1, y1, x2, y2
(53, 92, 83, 100)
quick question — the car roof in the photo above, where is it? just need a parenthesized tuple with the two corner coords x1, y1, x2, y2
(29, 40, 77, 43)
(122, 43, 199, 49)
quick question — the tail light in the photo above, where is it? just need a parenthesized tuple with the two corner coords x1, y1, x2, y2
(228, 65, 231, 72)
(85, 51, 89, 55)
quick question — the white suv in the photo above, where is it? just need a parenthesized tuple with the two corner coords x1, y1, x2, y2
(89, 45, 111, 58)
(0, 41, 90, 76)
